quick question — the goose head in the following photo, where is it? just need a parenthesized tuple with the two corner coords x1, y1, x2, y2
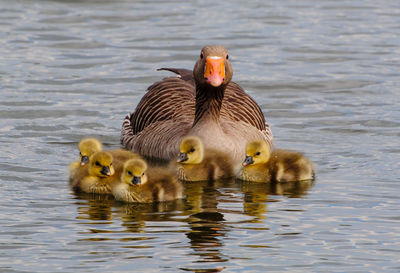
(88, 151, 115, 178)
(243, 140, 271, 167)
(122, 158, 148, 186)
(193, 45, 233, 88)
(78, 138, 102, 166)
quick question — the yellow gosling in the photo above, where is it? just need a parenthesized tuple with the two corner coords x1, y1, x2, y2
(68, 161, 80, 182)
(237, 140, 315, 183)
(69, 137, 103, 181)
(112, 158, 183, 203)
(72, 151, 122, 194)
(78, 137, 103, 165)
(171, 136, 234, 181)
(69, 137, 140, 184)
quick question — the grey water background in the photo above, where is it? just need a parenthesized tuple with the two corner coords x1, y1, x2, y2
(1, 0, 399, 272)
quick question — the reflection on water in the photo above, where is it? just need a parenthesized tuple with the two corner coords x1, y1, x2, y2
(71, 178, 314, 272)
(184, 180, 230, 270)
(117, 200, 185, 234)
(240, 180, 314, 223)
(75, 193, 116, 221)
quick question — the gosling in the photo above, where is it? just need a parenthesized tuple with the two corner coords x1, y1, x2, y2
(112, 158, 183, 203)
(69, 137, 139, 183)
(72, 151, 122, 194)
(237, 140, 315, 183)
(172, 136, 234, 182)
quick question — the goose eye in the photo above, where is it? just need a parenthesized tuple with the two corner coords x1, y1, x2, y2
(255, 152, 261, 156)
(95, 161, 101, 167)
(189, 148, 195, 153)
(127, 171, 132, 176)
(200, 52, 204, 59)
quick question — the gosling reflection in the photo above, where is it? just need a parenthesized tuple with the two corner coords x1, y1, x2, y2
(115, 200, 185, 233)
(270, 179, 314, 198)
(184, 179, 232, 264)
(238, 179, 315, 221)
(74, 192, 115, 221)
(240, 182, 269, 222)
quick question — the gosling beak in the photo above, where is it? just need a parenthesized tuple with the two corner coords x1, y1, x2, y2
(242, 156, 254, 166)
(132, 176, 141, 186)
(204, 56, 225, 87)
(177, 152, 188, 163)
(100, 166, 111, 176)
(80, 156, 89, 166)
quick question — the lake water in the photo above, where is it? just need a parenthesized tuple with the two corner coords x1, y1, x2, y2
(1, 0, 399, 272)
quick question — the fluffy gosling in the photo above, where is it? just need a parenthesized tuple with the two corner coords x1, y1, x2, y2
(172, 136, 234, 181)
(69, 137, 139, 183)
(112, 158, 183, 203)
(237, 140, 314, 183)
(72, 151, 122, 194)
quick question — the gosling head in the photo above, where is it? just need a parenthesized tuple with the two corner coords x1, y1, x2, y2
(88, 151, 114, 178)
(78, 138, 102, 166)
(122, 159, 148, 186)
(243, 140, 271, 167)
(177, 136, 204, 164)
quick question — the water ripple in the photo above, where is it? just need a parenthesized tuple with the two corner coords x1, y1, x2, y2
(0, 0, 399, 272)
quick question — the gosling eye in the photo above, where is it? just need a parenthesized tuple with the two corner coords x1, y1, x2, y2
(189, 148, 195, 153)
(142, 172, 145, 176)
(226, 54, 229, 60)
(79, 152, 82, 156)
(200, 52, 204, 59)
(95, 161, 101, 167)
(255, 152, 261, 156)
(127, 171, 132, 176)
(110, 162, 112, 166)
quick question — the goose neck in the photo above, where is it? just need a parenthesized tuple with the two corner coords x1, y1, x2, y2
(193, 84, 225, 126)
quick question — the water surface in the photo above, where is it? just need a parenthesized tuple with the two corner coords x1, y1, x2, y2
(0, 0, 399, 272)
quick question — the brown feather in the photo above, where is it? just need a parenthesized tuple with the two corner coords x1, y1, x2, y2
(121, 46, 273, 165)
(157, 67, 195, 86)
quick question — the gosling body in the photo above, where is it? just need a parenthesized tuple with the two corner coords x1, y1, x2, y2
(72, 151, 122, 194)
(112, 159, 183, 203)
(69, 137, 139, 184)
(171, 136, 234, 182)
(237, 140, 314, 183)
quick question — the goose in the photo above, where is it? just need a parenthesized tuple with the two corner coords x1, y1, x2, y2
(237, 140, 315, 183)
(112, 158, 183, 203)
(171, 136, 234, 181)
(121, 45, 273, 164)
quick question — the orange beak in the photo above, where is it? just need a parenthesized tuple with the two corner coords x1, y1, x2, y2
(204, 56, 225, 87)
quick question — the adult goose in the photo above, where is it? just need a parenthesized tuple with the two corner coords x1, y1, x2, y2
(121, 45, 273, 165)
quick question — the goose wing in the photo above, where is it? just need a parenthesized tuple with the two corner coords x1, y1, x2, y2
(157, 69, 267, 130)
(121, 68, 272, 154)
